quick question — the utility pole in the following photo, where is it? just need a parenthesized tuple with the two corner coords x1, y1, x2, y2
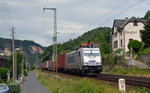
(21, 59, 24, 82)
(110, 31, 113, 69)
(26, 57, 28, 70)
(22, 55, 24, 78)
(12, 27, 15, 81)
(43, 8, 57, 73)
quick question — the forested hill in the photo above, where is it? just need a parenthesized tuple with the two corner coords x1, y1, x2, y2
(0, 37, 45, 54)
(43, 27, 112, 61)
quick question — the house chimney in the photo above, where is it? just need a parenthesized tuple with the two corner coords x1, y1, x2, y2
(125, 17, 128, 20)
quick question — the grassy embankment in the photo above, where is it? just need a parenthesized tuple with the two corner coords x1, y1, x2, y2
(102, 66, 150, 78)
(34, 69, 119, 93)
(34, 69, 150, 93)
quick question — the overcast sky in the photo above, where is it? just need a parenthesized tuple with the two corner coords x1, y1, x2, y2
(0, 0, 149, 46)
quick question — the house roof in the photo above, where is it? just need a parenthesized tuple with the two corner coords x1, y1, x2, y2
(113, 19, 127, 28)
(113, 17, 147, 32)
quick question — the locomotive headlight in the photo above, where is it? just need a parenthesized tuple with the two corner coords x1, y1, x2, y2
(97, 63, 101, 65)
(84, 62, 88, 65)
(84, 60, 89, 62)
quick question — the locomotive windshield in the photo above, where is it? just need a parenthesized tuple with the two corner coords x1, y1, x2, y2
(84, 50, 100, 57)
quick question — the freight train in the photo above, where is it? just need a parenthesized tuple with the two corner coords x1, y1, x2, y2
(42, 47, 103, 75)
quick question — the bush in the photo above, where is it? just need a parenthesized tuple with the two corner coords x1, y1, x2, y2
(0, 68, 8, 81)
(7, 82, 20, 93)
(24, 69, 28, 76)
(31, 66, 35, 71)
(113, 55, 118, 65)
(128, 40, 142, 53)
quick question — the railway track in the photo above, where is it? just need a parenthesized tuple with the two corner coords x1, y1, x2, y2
(94, 74, 150, 88)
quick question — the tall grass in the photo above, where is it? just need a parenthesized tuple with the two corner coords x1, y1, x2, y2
(143, 47, 150, 54)
(103, 66, 150, 77)
(35, 70, 119, 93)
(35, 69, 150, 93)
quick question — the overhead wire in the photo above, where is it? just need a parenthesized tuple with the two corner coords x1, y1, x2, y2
(41, 8, 45, 45)
(57, 0, 133, 44)
(83, 0, 130, 30)
(0, 1, 11, 31)
(58, 33, 75, 44)
(42, 0, 145, 46)
(42, 0, 55, 46)
(42, 0, 77, 45)
(57, 33, 74, 43)
(2, 0, 14, 26)
(74, 0, 145, 40)
(99, 0, 145, 27)
(1, 0, 12, 27)
(0, 0, 14, 38)
(43, 0, 49, 8)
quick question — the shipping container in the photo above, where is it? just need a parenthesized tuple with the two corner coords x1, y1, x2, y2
(46, 61, 49, 68)
(57, 53, 66, 72)
(43, 61, 48, 70)
(48, 59, 56, 71)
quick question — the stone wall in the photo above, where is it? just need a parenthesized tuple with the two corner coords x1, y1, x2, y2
(138, 53, 150, 63)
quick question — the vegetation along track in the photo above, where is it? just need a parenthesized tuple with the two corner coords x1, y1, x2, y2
(92, 74, 150, 88)
(43, 70, 150, 88)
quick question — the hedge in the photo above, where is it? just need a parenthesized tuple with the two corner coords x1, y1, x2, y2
(0, 68, 8, 82)
(24, 69, 28, 76)
(7, 82, 20, 93)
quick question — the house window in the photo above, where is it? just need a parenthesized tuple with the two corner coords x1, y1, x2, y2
(134, 20, 138, 26)
(129, 39, 133, 42)
(120, 31, 122, 35)
(121, 39, 122, 47)
(114, 40, 118, 48)
(114, 32, 117, 38)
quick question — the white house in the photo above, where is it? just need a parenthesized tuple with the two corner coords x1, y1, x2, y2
(112, 17, 146, 55)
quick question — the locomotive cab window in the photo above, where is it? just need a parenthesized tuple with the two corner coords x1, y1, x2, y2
(84, 51, 99, 57)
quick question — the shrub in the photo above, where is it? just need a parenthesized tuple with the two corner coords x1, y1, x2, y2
(31, 66, 35, 71)
(7, 82, 20, 93)
(24, 69, 28, 76)
(128, 40, 142, 53)
(113, 55, 118, 65)
(0, 68, 8, 81)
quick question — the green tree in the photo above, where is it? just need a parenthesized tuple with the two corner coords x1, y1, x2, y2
(8, 55, 13, 77)
(0, 68, 8, 81)
(8, 51, 24, 78)
(16, 51, 23, 76)
(141, 18, 150, 48)
(143, 10, 150, 20)
(128, 40, 142, 53)
(140, 10, 150, 48)
(100, 42, 110, 54)
(43, 27, 112, 60)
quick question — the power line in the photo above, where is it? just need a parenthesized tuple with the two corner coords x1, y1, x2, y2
(58, 33, 75, 44)
(0, 0, 14, 33)
(85, 0, 130, 29)
(2, 0, 14, 26)
(42, 0, 145, 46)
(76, 0, 131, 36)
(43, 0, 49, 8)
(99, 0, 145, 26)
(0, 0, 12, 27)
(0, 2, 11, 31)
(75, 0, 145, 40)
